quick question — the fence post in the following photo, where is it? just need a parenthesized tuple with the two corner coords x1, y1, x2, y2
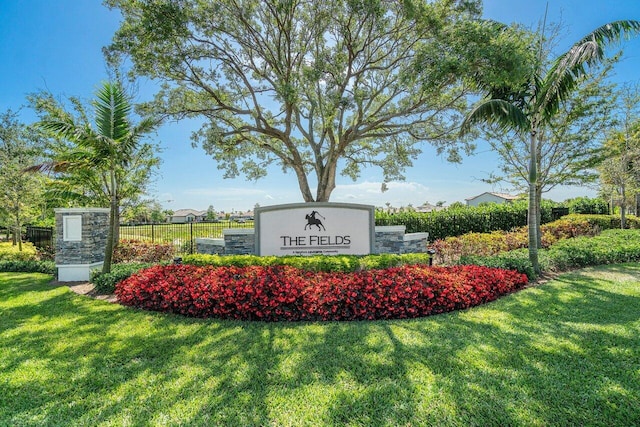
(190, 222, 194, 254)
(152, 223, 155, 243)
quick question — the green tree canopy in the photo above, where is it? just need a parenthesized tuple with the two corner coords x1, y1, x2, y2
(461, 19, 640, 274)
(0, 110, 47, 250)
(479, 58, 618, 248)
(105, 0, 533, 202)
(599, 84, 640, 226)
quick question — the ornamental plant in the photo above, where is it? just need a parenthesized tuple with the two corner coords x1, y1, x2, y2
(115, 264, 527, 322)
(0, 241, 39, 261)
(430, 215, 600, 265)
(113, 239, 175, 263)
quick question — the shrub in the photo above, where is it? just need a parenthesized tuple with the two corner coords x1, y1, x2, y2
(566, 196, 609, 214)
(460, 229, 640, 279)
(113, 239, 175, 264)
(0, 260, 56, 275)
(182, 253, 433, 272)
(431, 215, 602, 265)
(115, 264, 528, 321)
(541, 216, 598, 241)
(0, 241, 39, 261)
(375, 200, 559, 240)
(575, 214, 640, 230)
(544, 229, 640, 271)
(90, 263, 157, 294)
(459, 249, 536, 280)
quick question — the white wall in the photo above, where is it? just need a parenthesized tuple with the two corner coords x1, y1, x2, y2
(466, 193, 508, 207)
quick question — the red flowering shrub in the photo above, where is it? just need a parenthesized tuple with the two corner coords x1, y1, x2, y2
(113, 239, 175, 263)
(115, 264, 528, 321)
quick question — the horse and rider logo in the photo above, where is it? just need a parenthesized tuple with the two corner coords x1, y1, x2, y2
(304, 210, 326, 231)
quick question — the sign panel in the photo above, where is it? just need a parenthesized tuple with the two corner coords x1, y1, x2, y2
(63, 215, 82, 241)
(256, 203, 374, 256)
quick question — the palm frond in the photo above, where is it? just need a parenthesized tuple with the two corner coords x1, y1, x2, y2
(94, 81, 132, 141)
(541, 20, 640, 118)
(38, 118, 90, 142)
(460, 99, 530, 136)
(24, 160, 72, 174)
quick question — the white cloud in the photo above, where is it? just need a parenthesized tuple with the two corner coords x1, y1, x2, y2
(331, 181, 433, 207)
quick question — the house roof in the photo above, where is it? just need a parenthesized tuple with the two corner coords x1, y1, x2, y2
(415, 203, 445, 213)
(465, 192, 519, 202)
(172, 209, 206, 217)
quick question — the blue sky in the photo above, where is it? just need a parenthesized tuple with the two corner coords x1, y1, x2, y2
(1, 1, 639, 213)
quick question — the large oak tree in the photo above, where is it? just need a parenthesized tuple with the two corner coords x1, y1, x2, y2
(106, 0, 532, 202)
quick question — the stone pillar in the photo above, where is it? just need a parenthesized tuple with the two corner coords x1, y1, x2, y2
(55, 208, 110, 281)
(374, 225, 406, 254)
(195, 237, 226, 255)
(223, 229, 255, 255)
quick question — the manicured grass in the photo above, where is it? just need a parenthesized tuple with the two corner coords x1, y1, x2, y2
(1, 266, 639, 426)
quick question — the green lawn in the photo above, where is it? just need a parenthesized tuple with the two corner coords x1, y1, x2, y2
(1, 265, 639, 426)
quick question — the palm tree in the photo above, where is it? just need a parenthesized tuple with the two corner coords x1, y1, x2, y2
(35, 82, 159, 273)
(461, 20, 640, 275)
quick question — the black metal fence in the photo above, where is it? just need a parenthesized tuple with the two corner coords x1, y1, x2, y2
(0, 226, 9, 241)
(0, 225, 55, 248)
(26, 226, 55, 249)
(8, 221, 254, 256)
(119, 221, 255, 255)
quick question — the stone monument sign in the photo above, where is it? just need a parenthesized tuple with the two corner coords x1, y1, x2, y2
(255, 202, 375, 256)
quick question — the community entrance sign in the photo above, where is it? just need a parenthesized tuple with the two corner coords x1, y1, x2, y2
(255, 202, 375, 256)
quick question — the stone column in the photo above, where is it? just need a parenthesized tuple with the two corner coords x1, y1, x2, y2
(54, 208, 110, 281)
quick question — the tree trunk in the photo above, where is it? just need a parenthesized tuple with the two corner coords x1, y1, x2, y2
(102, 171, 118, 274)
(102, 199, 116, 274)
(293, 163, 315, 202)
(536, 185, 543, 249)
(528, 131, 541, 275)
(316, 158, 338, 202)
(13, 207, 22, 252)
(620, 183, 627, 229)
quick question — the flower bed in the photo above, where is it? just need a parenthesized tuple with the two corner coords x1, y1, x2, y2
(115, 264, 528, 321)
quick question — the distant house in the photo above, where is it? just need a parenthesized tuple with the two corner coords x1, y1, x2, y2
(169, 209, 207, 223)
(230, 210, 255, 222)
(415, 202, 445, 213)
(465, 192, 520, 207)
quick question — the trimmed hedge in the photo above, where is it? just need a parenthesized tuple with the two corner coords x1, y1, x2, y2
(115, 264, 528, 321)
(375, 200, 557, 240)
(0, 241, 55, 274)
(460, 229, 640, 279)
(566, 196, 609, 214)
(544, 229, 640, 271)
(90, 263, 158, 294)
(375, 199, 614, 240)
(182, 253, 433, 272)
(91, 253, 434, 294)
(0, 260, 56, 275)
(569, 214, 640, 230)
